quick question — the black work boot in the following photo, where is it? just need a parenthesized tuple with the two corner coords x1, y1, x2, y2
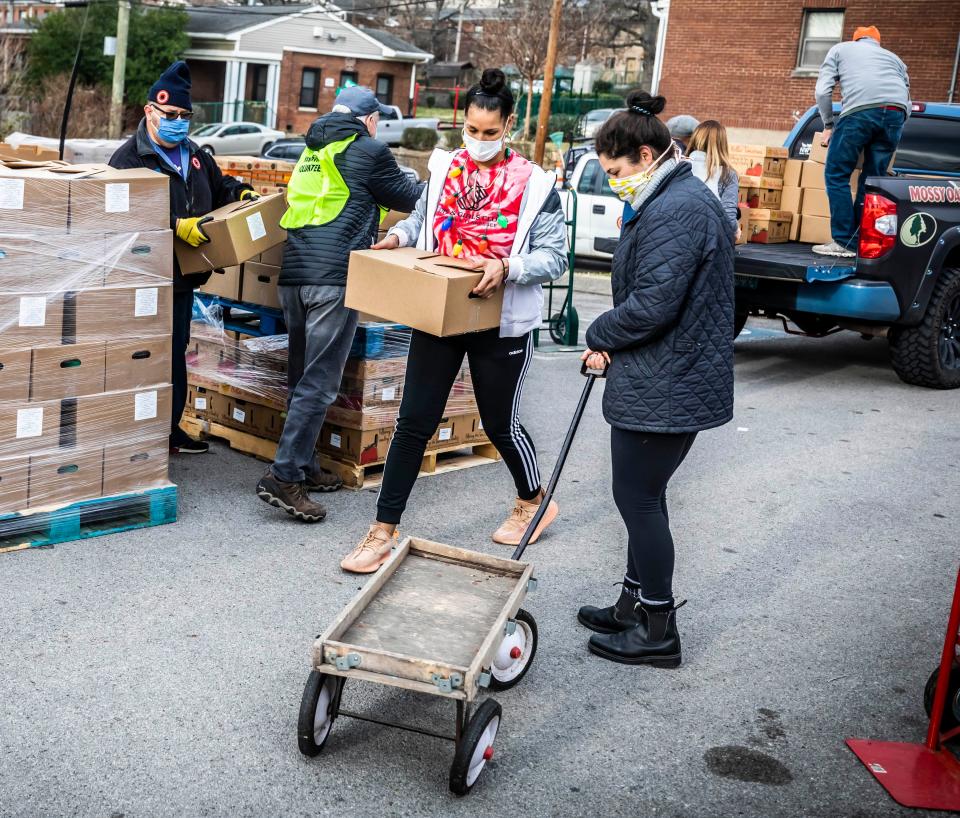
(587, 601, 686, 668)
(577, 585, 643, 634)
(256, 472, 327, 522)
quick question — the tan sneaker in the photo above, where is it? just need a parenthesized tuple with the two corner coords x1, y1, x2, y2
(491, 495, 559, 546)
(341, 525, 399, 574)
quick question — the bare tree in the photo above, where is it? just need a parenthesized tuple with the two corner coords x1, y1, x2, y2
(586, 0, 657, 89)
(483, 0, 580, 138)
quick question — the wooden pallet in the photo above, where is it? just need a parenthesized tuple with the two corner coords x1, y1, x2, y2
(0, 483, 178, 554)
(182, 416, 500, 490)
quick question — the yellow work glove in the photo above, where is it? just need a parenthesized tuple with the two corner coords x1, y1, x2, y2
(239, 189, 260, 201)
(176, 216, 212, 247)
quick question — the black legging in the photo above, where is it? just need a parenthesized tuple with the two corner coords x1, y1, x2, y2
(611, 427, 697, 604)
(376, 328, 541, 525)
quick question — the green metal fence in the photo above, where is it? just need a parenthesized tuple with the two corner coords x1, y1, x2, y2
(514, 93, 626, 120)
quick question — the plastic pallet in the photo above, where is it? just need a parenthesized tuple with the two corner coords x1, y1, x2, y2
(350, 323, 411, 360)
(194, 293, 286, 337)
(0, 483, 178, 554)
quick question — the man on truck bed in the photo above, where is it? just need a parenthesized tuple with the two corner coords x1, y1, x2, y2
(813, 25, 910, 259)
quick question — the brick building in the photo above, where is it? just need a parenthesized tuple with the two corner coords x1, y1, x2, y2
(657, 0, 960, 133)
(185, 5, 431, 135)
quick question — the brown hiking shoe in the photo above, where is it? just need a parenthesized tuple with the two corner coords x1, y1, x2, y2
(492, 495, 559, 546)
(256, 472, 327, 522)
(305, 468, 343, 493)
(341, 525, 399, 574)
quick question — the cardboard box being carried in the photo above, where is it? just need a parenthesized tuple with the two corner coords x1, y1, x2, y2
(729, 144, 788, 179)
(175, 193, 287, 275)
(346, 248, 503, 337)
(747, 210, 792, 244)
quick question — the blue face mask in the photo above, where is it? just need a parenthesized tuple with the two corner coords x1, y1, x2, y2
(156, 116, 190, 144)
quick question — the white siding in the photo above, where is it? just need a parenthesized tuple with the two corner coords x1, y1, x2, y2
(238, 13, 385, 58)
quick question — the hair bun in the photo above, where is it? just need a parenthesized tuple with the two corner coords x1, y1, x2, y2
(480, 68, 507, 95)
(625, 90, 666, 116)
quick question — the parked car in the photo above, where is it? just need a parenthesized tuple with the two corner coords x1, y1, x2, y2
(734, 101, 960, 388)
(191, 122, 285, 156)
(558, 149, 621, 261)
(376, 105, 440, 146)
(259, 137, 421, 184)
(575, 108, 623, 140)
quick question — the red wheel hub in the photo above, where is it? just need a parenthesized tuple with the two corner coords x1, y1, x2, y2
(483, 746, 494, 761)
(510, 646, 522, 659)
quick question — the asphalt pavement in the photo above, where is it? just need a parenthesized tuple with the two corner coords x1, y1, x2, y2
(1, 313, 958, 818)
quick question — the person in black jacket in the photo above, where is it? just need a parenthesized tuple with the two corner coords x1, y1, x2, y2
(255, 86, 422, 523)
(108, 60, 254, 455)
(578, 91, 735, 668)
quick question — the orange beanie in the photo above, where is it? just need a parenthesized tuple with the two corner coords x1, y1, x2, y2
(853, 25, 881, 42)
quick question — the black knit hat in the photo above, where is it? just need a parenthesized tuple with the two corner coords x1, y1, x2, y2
(149, 61, 192, 110)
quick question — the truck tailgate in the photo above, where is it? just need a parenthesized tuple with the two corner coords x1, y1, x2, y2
(735, 242, 857, 283)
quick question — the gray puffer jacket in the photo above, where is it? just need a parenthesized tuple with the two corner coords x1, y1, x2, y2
(585, 162, 735, 433)
(279, 113, 423, 287)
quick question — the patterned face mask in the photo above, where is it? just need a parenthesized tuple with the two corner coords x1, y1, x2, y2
(606, 146, 675, 206)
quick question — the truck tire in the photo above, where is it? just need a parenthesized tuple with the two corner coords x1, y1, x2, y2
(734, 309, 749, 339)
(889, 267, 960, 389)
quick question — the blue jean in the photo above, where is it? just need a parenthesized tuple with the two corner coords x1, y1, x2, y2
(825, 106, 906, 247)
(271, 285, 358, 483)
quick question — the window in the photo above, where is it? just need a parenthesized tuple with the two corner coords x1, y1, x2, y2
(796, 10, 843, 71)
(375, 74, 394, 105)
(250, 65, 268, 101)
(339, 70, 358, 89)
(221, 126, 243, 136)
(299, 68, 319, 108)
(579, 158, 621, 198)
(380, 108, 399, 121)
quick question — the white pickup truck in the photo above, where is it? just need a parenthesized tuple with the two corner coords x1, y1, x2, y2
(376, 105, 441, 146)
(559, 149, 622, 261)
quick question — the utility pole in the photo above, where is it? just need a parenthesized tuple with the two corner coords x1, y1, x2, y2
(453, 0, 466, 63)
(109, 0, 130, 139)
(533, 0, 562, 166)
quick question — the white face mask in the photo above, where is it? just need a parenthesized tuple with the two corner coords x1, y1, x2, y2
(462, 128, 505, 163)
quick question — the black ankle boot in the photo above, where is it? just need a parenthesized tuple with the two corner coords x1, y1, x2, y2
(577, 585, 643, 634)
(587, 601, 685, 667)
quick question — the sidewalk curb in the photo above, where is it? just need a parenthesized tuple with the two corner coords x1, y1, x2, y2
(557, 274, 612, 297)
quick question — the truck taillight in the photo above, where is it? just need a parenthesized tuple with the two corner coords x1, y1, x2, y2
(859, 193, 898, 259)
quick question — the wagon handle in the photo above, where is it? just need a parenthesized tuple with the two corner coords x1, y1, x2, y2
(511, 362, 604, 561)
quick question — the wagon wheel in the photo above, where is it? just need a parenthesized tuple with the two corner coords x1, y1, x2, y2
(297, 670, 343, 756)
(549, 306, 580, 346)
(488, 608, 538, 691)
(449, 698, 502, 796)
(923, 661, 960, 735)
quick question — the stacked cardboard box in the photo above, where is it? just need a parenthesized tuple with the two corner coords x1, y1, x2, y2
(0, 160, 174, 515)
(730, 144, 792, 245)
(199, 243, 283, 308)
(214, 155, 295, 198)
(184, 321, 488, 468)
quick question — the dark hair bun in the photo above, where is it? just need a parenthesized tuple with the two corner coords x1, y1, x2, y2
(480, 68, 508, 95)
(625, 90, 666, 116)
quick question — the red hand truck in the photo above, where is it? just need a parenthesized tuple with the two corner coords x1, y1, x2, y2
(847, 566, 960, 811)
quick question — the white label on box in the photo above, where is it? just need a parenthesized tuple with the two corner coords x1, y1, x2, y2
(330, 433, 342, 449)
(16, 406, 43, 439)
(134, 287, 158, 317)
(134, 390, 158, 421)
(195, 397, 208, 410)
(18, 296, 46, 327)
(0, 178, 25, 210)
(439, 427, 453, 442)
(246, 211, 267, 242)
(381, 387, 396, 401)
(232, 407, 246, 423)
(104, 183, 130, 213)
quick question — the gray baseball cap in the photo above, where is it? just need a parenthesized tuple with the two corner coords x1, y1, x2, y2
(666, 114, 700, 139)
(334, 86, 392, 117)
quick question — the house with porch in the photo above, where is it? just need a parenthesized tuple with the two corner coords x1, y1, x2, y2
(184, 4, 432, 135)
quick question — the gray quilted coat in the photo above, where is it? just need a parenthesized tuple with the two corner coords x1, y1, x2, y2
(585, 162, 735, 433)
(279, 113, 423, 287)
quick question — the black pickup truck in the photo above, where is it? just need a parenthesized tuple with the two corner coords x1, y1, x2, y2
(735, 102, 960, 388)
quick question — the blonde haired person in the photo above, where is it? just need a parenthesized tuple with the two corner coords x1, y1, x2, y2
(687, 120, 739, 235)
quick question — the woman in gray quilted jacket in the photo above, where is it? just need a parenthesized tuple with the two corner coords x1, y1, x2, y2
(578, 91, 735, 668)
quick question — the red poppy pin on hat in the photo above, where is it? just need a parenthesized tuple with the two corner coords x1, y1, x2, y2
(156, 89, 170, 104)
